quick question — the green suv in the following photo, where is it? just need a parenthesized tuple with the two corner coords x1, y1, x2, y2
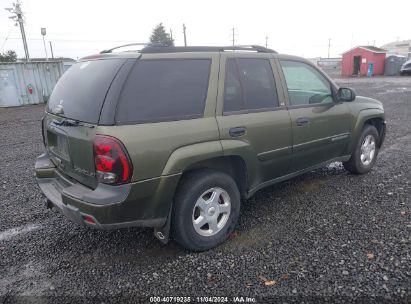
(35, 45, 386, 251)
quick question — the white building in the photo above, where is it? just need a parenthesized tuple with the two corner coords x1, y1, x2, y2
(381, 40, 411, 59)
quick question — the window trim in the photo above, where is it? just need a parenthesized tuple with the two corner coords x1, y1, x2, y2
(222, 58, 247, 114)
(114, 58, 212, 125)
(278, 59, 340, 109)
(223, 58, 280, 115)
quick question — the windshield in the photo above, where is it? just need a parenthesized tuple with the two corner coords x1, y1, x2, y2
(47, 59, 126, 124)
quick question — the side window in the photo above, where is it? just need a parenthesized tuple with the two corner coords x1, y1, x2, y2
(223, 58, 279, 113)
(116, 59, 211, 124)
(280, 60, 333, 106)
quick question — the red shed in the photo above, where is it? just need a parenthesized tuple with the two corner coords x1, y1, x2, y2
(341, 46, 386, 76)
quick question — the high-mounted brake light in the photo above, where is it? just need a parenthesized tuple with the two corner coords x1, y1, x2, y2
(93, 135, 133, 184)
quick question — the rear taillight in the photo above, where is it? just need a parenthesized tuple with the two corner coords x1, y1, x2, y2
(93, 135, 133, 184)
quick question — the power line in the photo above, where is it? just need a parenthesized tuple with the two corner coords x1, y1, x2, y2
(0, 37, 141, 43)
(0, 25, 15, 52)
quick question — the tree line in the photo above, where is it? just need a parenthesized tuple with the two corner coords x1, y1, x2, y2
(0, 50, 17, 62)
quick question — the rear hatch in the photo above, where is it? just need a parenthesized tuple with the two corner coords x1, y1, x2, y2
(44, 58, 127, 189)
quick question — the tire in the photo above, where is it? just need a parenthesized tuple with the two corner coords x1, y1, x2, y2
(343, 125, 380, 174)
(171, 169, 241, 251)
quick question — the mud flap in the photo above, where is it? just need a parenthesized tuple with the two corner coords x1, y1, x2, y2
(44, 198, 53, 209)
(154, 208, 172, 244)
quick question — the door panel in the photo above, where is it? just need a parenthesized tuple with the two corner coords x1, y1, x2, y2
(217, 111, 292, 185)
(278, 59, 351, 172)
(288, 103, 351, 171)
(216, 53, 293, 189)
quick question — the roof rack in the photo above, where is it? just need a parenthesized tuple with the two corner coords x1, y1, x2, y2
(140, 45, 277, 54)
(225, 45, 277, 53)
(100, 43, 150, 54)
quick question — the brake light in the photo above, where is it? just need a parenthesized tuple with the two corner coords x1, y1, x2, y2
(83, 214, 96, 225)
(93, 135, 133, 184)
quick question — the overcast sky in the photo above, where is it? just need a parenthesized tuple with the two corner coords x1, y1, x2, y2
(1, 0, 410, 59)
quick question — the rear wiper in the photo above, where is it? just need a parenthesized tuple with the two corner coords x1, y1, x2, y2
(51, 118, 79, 127)
(51, 118, 95, 128)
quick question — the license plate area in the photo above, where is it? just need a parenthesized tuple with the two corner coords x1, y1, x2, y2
(47, 131, 70, 161)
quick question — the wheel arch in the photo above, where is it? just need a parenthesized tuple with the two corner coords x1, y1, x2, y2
(345, 109, 385, 154)
(363, 117, 385, 147)
(181, 155, 249, 201)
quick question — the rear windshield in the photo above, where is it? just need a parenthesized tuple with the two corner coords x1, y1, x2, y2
(47, 59, 125, 124)
(116, 59, 211, 124)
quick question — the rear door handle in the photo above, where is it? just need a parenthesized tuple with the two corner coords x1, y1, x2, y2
(229, 126, 247, 137)
(296, 117, 310, 126)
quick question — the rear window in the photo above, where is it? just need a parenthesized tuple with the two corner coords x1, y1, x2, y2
(47, 59, 125, 124)
(116, 59, 211, 124)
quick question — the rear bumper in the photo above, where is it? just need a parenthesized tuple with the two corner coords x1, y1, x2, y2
(35, 153, 180, 229)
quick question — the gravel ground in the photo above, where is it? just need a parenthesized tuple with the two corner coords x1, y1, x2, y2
(0, 76, 410, 303)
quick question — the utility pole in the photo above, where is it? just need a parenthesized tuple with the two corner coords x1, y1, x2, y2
(183, 24, 187, 46)
(232, 28, 235, 46)
(49, 41, 54, 59)
(170, 28, 173, 41)
(41, 28, 48, 61)
(327, 38, 331, 58)
(265, 36, 268, 48)
(5, 1, 29, 61)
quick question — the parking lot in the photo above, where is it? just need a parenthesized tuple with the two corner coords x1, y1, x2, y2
(0, 76, 410, 302)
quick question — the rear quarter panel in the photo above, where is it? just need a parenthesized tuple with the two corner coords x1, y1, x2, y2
(97, 118, 222, 182)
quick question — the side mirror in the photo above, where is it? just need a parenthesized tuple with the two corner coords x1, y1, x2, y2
(337, 87, 356, 102)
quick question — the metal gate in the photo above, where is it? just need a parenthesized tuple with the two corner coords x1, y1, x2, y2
(0, 68, 20, 107)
